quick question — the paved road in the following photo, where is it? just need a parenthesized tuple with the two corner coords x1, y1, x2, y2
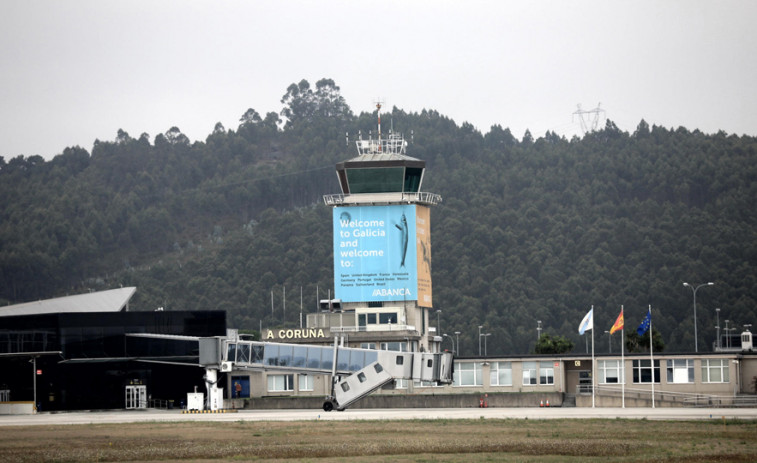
(2, 407, 757, 426)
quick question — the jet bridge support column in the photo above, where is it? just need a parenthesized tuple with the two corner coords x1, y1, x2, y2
(323, 336, 343, 412)
(203, 368, 223, 411)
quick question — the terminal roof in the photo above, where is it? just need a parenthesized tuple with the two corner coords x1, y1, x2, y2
(0, 287, 137, 317)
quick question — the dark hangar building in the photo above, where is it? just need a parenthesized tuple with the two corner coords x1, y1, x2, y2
(0, 287, 225, 411)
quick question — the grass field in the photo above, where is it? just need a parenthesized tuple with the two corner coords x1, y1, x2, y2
(0, 418, 755, 462)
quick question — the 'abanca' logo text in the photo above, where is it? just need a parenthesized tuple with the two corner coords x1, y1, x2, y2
(372, 288, 412, 297)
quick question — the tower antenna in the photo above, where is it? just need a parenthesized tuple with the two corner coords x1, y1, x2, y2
(373, 98, 384, 151)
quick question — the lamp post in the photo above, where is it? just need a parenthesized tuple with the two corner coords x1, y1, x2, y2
(454, 331, 461, 355)
(724, 320, 738, 349)
(442, 333, 454, 353)
(478, 325, 483, 356)
(481, 333, 491, 356)
(605, 330, 612, 353)
(436, 309, 442, 335)
(715, 308, 721, 350)
(31, 356, 37, 411)
(537, 320, 542, 340)
(683, 281, 714, 352)
(585, 334, 588, 354)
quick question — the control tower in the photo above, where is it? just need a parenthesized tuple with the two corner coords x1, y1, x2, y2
(320, 103, 442, 353)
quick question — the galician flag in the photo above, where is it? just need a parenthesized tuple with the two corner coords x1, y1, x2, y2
(578, 308, 594, 335)
(610, 308, 624, 334)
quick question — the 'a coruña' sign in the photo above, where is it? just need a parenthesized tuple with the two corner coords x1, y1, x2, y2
(265, 328, 328, 341)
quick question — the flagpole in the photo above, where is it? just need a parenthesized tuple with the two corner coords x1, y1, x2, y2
(591, 305, 595, 408)
(621, 305, 625, 408)
(650, 304, 655, 409)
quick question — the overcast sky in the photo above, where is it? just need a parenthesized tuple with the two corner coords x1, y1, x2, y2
(2, 0, 756, 160)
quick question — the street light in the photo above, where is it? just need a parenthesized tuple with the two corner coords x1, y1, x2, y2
(478, 325, 483, 356)
(537, 320, 542, 340)
(725, 327, 736, 349)
(436, 309, 442, 335)
(715, 308, 721, 350)
(30, 356, 38, 411)
(683, 281, 714, 352)
(442, 333, 454, 353)
(454, 331, 461, 355)
(480, 333, 491, 356)
(604, 330, 612, 353)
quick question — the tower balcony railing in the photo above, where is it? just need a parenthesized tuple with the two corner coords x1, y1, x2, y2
(323, 192, 442, 206)
(329, 324, 418, 334)
(356, 136, 407, 156)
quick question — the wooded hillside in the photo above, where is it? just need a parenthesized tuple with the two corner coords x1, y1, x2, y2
(2, 78, 755, 355)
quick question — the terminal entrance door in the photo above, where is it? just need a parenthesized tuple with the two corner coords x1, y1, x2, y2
(565, 359, 594, 395)
(578, 371, 593, 394)
(231, 376, 250, 398)
(125, 385, 147, 409)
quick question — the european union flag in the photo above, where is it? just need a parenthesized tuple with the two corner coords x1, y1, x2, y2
(637, 308, 651, 336)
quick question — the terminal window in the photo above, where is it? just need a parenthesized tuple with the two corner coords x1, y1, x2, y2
(539, 362, 555, 385)
(490, 361, 512, 386)
(298, 374, 314, 391)
(522, 362, 538, 385)
(454, 362, 483, 387)
(267, 374, 294, 392)
(380, 341, 407, 352)
(701, 359, 730, 383)
(666, 359, 694, 383)
(599, 359, 623, 384)
(632, 359, 660, 384)
(379, 313, 398, 324)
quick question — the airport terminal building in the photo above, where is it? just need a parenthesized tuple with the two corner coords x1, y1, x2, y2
(228, 123, 757, 409)
(0, 287, 226, 411)
(1, 287, 755, 412)
(238, 319, 757, 409)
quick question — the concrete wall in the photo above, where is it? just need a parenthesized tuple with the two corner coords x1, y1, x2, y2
(228, 392, 564, 410)
(0, 402, 36, 415)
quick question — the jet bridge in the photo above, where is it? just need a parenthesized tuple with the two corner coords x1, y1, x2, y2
(199, 337, 454, 411)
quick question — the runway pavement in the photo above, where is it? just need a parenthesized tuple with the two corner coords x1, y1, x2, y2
(2, 406, 757, 426)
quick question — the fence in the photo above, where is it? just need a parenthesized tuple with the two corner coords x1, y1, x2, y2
(577, 384, 757, 408)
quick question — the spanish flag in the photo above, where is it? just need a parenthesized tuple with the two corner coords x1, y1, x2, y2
(610, 308, 624, 334)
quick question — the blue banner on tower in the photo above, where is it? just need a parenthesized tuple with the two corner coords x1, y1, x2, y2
(333, 205, 418, 302)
